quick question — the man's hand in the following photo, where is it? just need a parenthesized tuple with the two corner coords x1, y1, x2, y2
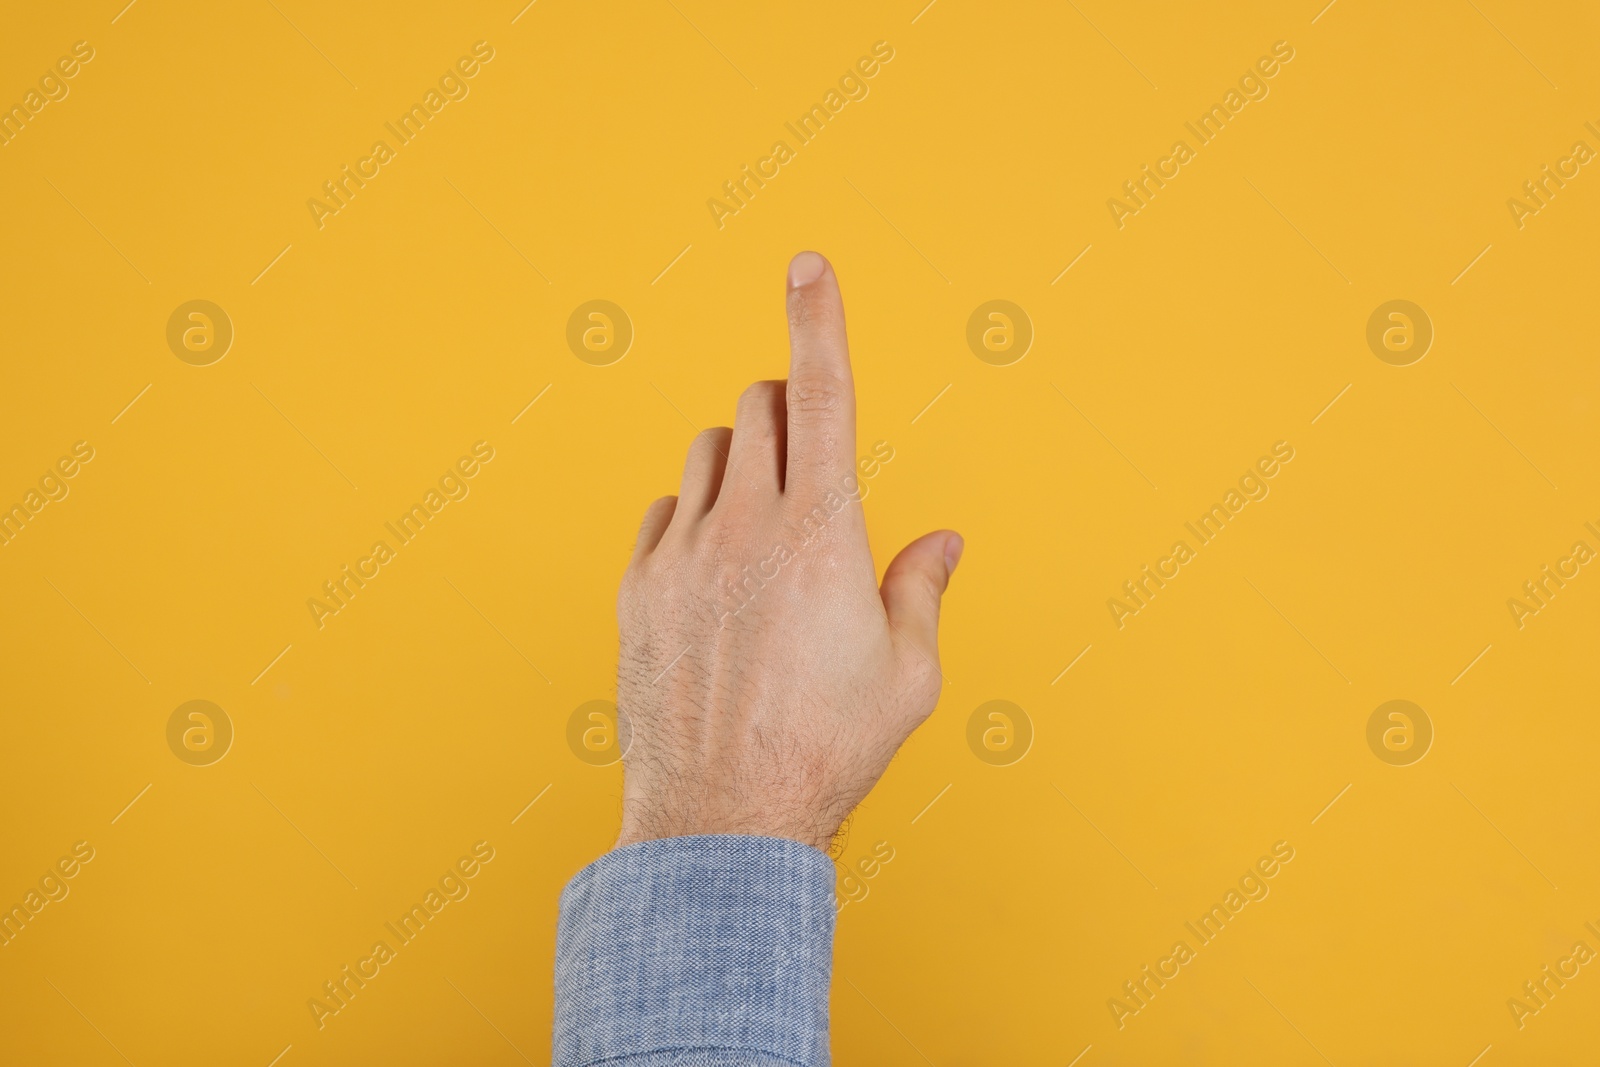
(614, 251, 962, 851)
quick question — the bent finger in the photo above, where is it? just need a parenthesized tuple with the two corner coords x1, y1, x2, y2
(724, 379, 787, 498)
(675, 427, 733, 522)
(630, 495, 677, 563)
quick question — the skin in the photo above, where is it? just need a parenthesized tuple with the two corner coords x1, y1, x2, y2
(615, 251, 963, 851)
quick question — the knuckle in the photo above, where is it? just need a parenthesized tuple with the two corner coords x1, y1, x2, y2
(735, 383, 786, 443)
(641, 495, 675, 525)
(899, 647, 943, 697)
(915, 569, 947, 605)
(734, 396, 781, 442)
(688, 427, 732, 461)
(693, 427, 729, 449)
(738, 379, 783, 408)
(701, 506, 756, 550)
(617, 565, 648, 611)
(788, 374, 846, 416)
(907, 679, 942, 720)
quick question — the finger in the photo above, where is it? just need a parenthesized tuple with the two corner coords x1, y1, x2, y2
(784, 251, 855, 492)
(630, 495, 677, 563)
(880, 530, 963, 666)
(724, 380, 787, 497)
(675, 427, 733, 520)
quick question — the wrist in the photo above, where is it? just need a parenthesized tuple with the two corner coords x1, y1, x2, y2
(617, 805, 840, 852)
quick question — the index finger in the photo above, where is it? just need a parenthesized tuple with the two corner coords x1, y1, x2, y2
(784, 251, 856, 492)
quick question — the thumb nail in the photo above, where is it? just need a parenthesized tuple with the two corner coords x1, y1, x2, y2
(944, 533, 964, 576)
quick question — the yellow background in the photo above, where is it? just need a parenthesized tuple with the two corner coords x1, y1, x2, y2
(2, 1, 1598, 1063)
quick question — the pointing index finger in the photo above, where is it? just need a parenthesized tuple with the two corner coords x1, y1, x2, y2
(784, 251, 855, 490)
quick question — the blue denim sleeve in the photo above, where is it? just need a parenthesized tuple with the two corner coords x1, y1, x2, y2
(553, 834, 836, 1067)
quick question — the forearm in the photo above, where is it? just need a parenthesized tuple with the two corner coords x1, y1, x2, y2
(554, 835, 836, 1066)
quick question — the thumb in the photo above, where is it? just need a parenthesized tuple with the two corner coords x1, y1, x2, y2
(880, 530, 963, 662)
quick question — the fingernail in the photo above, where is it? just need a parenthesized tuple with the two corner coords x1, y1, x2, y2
(944, 533, 964, 576)
(788, 250, 827, 289)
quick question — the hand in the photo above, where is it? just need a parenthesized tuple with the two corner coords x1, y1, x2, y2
(613, 251, 963, 851)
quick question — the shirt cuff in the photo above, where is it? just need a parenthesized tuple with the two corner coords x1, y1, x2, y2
(554, 834, 836, 1067)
